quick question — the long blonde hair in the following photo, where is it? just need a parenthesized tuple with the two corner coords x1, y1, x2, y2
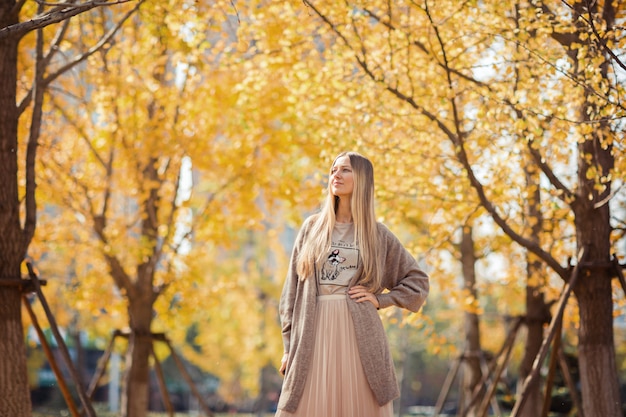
(296, 152, 383, 291)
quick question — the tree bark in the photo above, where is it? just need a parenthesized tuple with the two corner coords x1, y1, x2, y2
(0, 289, 31, 417)
(459, 227, 482, 417)
(119, 158, 161, 417)
(515, 157, 551, 417)
(568, 2, 620, 414)
(0, 1, 32, 415)
(572, 136, 619, 417)
(121, 297, 155, 417)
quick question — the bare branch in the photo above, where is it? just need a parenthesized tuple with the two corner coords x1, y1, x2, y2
(49, 97, 109, 168)
(525, 138, 577, 202)
(39, 160, 91, 217)
(302, 1, 353, 47)
(500, 98, 576, 202)
(558, 0, 626, 72)
(0, 0, 133, 41)
(452, 133, 570, 279)
(159, 164, 183, 259)
(93, 181, 135, 295)
(594, 183, 623, 209)
(22, 4, 47, 250)
(40, 14, 73, 71)
(17, 0, 144, 115)
(362, 4, 491, 89)
(156, 68, 192, 259)
(45, 0, 144, 83)
(100, 146, 115, 225)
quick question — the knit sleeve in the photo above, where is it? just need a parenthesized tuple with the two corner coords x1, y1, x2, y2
(278, 216, 313, 353)
(375, 223, 429, 312)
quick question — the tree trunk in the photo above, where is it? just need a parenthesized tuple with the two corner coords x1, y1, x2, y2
(567, 2, 620, 411)
(460, 227, 482, 417)
(121, 296, 155, 417)
(0, 2, 32, 415)
(515, 274, 549, 417)
(0, 289, 31, 417)
(559, 1, 620, 413)
(573, 136, 620, 417)
(515, 158, 550, 417)
(72, 329, 87, 388)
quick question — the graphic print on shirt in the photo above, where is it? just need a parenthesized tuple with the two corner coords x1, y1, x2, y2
(320, 242, 359, 287)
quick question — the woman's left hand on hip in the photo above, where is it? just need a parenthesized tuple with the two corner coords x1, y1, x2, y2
(348, 285, 379, 308)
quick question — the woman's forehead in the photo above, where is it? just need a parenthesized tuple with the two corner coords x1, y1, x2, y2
(332, 155, 351, 167)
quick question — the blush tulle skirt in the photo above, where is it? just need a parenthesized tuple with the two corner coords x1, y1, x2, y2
(275, 294, 393, 417)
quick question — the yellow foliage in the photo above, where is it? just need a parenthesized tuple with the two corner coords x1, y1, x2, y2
(22, 0, 626, 405)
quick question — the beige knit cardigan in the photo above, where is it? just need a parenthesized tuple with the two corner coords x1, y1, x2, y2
(277, 215, 430, 413)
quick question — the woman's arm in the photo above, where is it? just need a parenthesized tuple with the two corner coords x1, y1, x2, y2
(375, 224, 430, 312)
(278, 234, 301, 355)
(277, 216, 314, 364)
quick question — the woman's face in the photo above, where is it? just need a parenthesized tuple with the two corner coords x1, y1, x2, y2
(330, 155, 354, 198)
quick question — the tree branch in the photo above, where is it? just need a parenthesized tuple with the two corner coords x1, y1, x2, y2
(49, 96, 110, 168)
(22, 6, 47, 251)
(17, 0, 144, 115)
(362, 3, 491, 90)
(525, 138, 577, 202)
(304, 0, 569, 279)
(453, 131, 569, 279)
(40, 15, 73, 74)
(0, 0, 132, 41)
(92, 174, 135, 296)
(430, 2, 568, 278)
(46, 0, 142, 83)
(500, 99, 576, 203)
(559, 0, 626, 72)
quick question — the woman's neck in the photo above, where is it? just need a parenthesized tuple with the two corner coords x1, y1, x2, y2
(335, 199, 353, 223)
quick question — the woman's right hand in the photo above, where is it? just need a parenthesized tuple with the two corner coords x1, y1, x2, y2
(279, 353, 288, 376)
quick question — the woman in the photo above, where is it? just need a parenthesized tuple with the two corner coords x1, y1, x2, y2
(276, 151, 429, 417)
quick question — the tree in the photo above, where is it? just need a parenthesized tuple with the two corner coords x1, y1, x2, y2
(0, 1, 139, 415)
(299, 0, 625, 415)
(36, 2, 239, 414)
(33, 1, 331, 413)
(459, 226, 484, 417)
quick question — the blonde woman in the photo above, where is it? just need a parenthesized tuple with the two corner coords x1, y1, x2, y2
(275, 151, 430, 417)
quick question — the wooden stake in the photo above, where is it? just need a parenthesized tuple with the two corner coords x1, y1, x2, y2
(22, 294, 82, 417)
(86, 330, 120, 399)
(476, 319, 521, 417)
(510, 247, 587, 417)
(461, 316, 523, 417)
(164, 338, 215, 417)
(27, 262, 98, 417)
(540, 320, 562, 417)
(557, 348, 584, 417)
(151, 344, 175, 416)
(433, 354, 463, 415)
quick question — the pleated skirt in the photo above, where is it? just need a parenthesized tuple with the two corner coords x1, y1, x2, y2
(276, 294, 393, 417)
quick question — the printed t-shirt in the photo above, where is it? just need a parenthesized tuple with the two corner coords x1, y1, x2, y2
(317, 222, 360, 295)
